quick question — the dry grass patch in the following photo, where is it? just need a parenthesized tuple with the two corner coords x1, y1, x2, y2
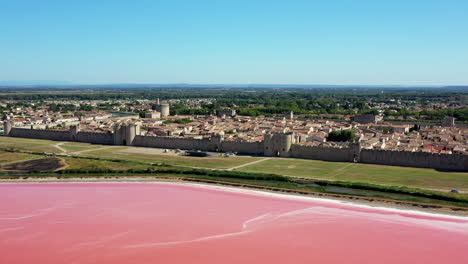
(1, 157, 65, 172)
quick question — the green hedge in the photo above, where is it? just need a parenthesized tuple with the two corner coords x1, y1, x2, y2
(58, 167, 289, 181)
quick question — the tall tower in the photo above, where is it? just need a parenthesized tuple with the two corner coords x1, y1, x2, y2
(283, 111, 294, 120)
(263, 132, 294, 157)
(3, 120, 13, 136)
(70, 124, 81, 141)
(159, 103, 170, 118)
(113, 122, 140, 145)
(154, 98, 170, 118)
(210, 132, 224, 152)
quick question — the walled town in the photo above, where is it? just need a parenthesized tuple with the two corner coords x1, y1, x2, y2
(2, 95, 467, 171)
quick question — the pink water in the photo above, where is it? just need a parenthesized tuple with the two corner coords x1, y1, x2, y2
(1, 183, 467, 264)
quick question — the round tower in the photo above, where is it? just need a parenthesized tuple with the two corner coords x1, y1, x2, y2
(3, 120, 13, 136)
(125, 124, 136, 146)
(160, 103, 170, 118)
(263, 132, 293, 157)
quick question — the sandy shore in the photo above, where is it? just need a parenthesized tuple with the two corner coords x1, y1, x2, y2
(1, 176, 467, 217)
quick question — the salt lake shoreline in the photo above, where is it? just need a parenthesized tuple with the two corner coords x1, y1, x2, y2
(1, 176, 468, 217)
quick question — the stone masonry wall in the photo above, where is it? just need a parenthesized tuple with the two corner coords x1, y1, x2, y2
(9, 128, 72, 141)
(5, 126, 467, 171)
(360, 149, 468, 171)
(290, 144, 355, 162)
(220, 140, 264, 155)
(76, 131, 114, 145)
(133, 135, 214, 151)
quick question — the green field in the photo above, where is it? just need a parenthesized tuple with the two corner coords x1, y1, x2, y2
(60, 157, 149, 171)
(59, 142, 101, 153)
(0, 136, 65, 153)
(79, 147, 260, 169)
(0, 151, 41, 165)
(1, 136, 468, 191)
(0, 151, 152, 171)
(237, 158, 468, 191)
(0, 136, 260, 169)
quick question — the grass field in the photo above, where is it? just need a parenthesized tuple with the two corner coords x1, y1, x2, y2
(0, 151, 42, 165)
(59, 142, 101, 153)
(1, 136, 468, 191)
(0, 136, 65, 153)
(0, 136, 261, 169)
(61, 157, 149, 170)
(237, 158, 468, 191)
(79, 147, 260, 169)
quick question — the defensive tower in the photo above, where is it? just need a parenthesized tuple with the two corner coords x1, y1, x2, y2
(263, 132, 294, 157)
(3, 120, 13, 136)
(113, 122, 140, 145)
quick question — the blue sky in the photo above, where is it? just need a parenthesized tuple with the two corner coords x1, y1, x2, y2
(1, 0, 468, 85)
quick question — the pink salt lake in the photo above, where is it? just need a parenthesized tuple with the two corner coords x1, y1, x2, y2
(1, 182, 467, 264)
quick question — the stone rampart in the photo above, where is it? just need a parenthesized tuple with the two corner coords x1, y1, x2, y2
(360, 149, 468, 171)
(133, 135, 214, 151)
(5, 124, 467, 171)
(290, 144, 355, 162)
(9, 128, 72, 141)
(76, 131, 114, 145)
(220, 140, 263, 155)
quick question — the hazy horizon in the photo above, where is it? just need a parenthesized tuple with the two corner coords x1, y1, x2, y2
(1, 81, 467, 88)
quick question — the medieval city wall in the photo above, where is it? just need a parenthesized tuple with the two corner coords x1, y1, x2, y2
(9, 128, 72, 141)
(5, 125, 467, 171)
(220, 140, 264, 155)
(75, 131, 114, 145)
(133, 135, 214, 151)
(360, 149, 468, 171)
(290, 144, 355, 162)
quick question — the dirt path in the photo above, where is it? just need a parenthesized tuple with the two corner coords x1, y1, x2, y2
(228, 158, 270, 170)
(327, 162, 357, 177)
(53, 142, 68, 153)
(69, 146, 115, 155)
(52, 142, 116, 155)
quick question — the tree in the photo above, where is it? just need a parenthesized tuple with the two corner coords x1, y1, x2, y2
(354, 101, 368, 111)
(327, 130, 356, 142)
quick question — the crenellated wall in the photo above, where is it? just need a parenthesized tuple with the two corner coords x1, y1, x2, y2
(290, 144, 355, 162)
(133, 135, 214, 151)
(9, 128, 72, 141)
(360, 149, 468, 171)
(220, 140, 263, 155)
(4, 122, 467, 171)
(76, 131, 114, 145)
